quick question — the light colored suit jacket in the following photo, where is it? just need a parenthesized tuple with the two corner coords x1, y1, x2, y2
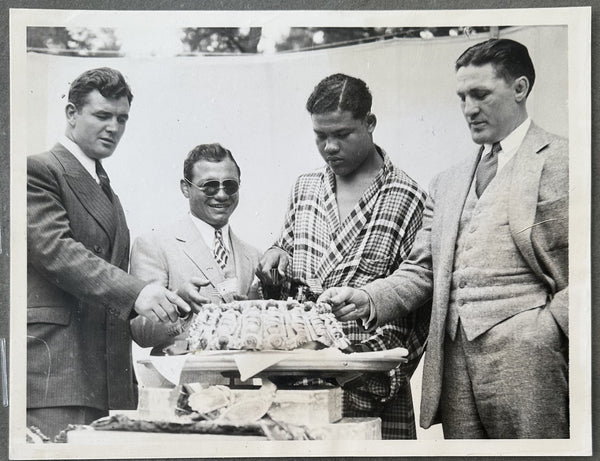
(129, 215, 261, 351)
(364, 123, 569, 428)
(27, 144, 145, 411)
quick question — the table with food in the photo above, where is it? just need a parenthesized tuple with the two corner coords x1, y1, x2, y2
(63, 298, 408, 442)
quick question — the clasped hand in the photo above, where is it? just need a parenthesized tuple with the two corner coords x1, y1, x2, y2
(134, 277, 210, 323)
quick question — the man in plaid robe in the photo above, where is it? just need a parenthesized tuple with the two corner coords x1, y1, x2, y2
(257, 73, 431, 439)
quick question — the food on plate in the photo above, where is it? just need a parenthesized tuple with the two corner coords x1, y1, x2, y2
(186, 300, 351, 352)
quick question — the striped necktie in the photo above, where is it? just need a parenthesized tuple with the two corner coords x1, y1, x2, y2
(95, 160, 114, 202)
(475, 142, 501, 198)
(213, 228, 228, 270)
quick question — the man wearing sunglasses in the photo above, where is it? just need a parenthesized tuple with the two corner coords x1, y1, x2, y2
(130, 143, 261, 355)
(256, 74, 431, 439)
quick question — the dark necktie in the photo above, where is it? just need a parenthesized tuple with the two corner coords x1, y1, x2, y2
(95, 160, 114, 202)
(475, 142, 501, 198)
(214, 228, 229, 270)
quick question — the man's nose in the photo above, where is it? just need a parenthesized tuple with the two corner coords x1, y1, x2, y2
(324, 138, 339, 153)
(463, 97, 479, 117)
(214, 186, 228, 200)
(105, 117, 118, 132)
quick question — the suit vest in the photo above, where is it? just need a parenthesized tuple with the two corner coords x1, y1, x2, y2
(446, 156, 548, 341)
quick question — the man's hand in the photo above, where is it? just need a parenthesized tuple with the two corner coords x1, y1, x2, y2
(134, 283, 191, 323)
(256, 247, 290, 284)
(177, 277, 211, 314)
(318, 287, 371, 322)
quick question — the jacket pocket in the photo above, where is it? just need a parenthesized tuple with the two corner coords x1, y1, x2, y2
(27, 307, 71, 325)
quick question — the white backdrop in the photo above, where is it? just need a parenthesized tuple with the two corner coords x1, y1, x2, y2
(26, 25, 568, 252)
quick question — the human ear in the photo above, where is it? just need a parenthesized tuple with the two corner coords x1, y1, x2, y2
(514, 77, 529, 103)
(65, 103, 78, 126)
(365, 112, 377, 133)
(180, 179, 190, 198)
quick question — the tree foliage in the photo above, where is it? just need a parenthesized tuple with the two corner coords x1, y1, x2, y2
(26, 26, 502, 56)
(27, 27, 121, 56)
(181, 27, 262, 54)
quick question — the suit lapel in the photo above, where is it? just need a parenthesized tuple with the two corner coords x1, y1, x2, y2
(508, 123, 549, 281)
(437, 150, 481, 272)
(52, 144, 118, 243)
(176, 217, 226, 292)
(110, 194, 131, 269)
(230, 229, 253, 296)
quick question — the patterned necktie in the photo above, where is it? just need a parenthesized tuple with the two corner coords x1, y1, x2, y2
(214, 228, 229, 270)
(95, 160, 114, 202)
(475, 142, 501, 198)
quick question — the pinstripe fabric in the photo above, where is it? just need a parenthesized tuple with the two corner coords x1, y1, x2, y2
(27, 145, 145, 413)
(273, 148, 430, 439)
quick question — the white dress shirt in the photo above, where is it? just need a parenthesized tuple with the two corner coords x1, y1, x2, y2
(59, 135, 100, 183)
(188, 212, 231, 252)
(483, 117, 531, 176)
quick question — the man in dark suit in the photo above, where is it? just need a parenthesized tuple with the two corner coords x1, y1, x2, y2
(320, 39, 569, 438)
(27, 67, 190, 439)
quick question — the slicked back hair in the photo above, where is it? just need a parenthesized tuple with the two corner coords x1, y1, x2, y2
(455, 38, 535, 96)
(306, 73, 372, 119)
(68, 67, 133, 109)
(183, 143, 241, 182)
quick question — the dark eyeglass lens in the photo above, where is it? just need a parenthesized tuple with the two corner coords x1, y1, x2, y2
(201, 180, 239, 196)
(222, 180, 239, 195)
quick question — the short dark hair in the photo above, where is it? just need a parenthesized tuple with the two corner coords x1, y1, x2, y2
(183, 143, 241, 182)
(306, 73, 372, 119)
(68, 67, 133, 109)
(455, 38, 535, 96)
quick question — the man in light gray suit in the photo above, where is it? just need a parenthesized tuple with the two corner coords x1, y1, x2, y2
(130, 143, 261, 354)
(319, 38, 568, 438)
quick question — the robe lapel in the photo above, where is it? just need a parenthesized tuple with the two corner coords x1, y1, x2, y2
(316, 163, 382, 283)
(52, 145, 118, 244)
(508, 123, 549, 282)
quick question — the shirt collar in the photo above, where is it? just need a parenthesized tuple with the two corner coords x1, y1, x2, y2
(59, 135, 99, 183)
(483, 118, 531, 171)
(188, 212, 230, 251)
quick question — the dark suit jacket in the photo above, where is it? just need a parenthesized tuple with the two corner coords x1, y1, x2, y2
(364, 123, 569, 428)
(27, 143, 146, 410)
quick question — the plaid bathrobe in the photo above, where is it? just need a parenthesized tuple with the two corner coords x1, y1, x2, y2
(273, 147, 431, 439)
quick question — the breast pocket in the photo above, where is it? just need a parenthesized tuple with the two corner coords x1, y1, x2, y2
(27, 307, 72, 325)
(356, 256, 390, 279)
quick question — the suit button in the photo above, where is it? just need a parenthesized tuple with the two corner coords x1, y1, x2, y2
(458, 299, 464, 306)
(469, 226, 477, 233)
(459, 280, 467, 288)
(93, 245, 102, 253)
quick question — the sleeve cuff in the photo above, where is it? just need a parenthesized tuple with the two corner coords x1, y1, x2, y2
(358, 289, 377, 331)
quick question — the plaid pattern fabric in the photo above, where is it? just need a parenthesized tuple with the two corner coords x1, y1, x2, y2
(273, 147, 430, 439)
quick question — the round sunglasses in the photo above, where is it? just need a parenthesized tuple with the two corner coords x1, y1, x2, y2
(184, 178, 240, 196)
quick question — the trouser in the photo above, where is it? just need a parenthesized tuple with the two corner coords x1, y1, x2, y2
(344, 383, 416, 439)
(441, 306, 569, 439)
(27, 406, 108, 441)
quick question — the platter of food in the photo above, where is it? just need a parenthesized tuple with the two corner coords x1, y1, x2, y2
(185, 299, 351, 352)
